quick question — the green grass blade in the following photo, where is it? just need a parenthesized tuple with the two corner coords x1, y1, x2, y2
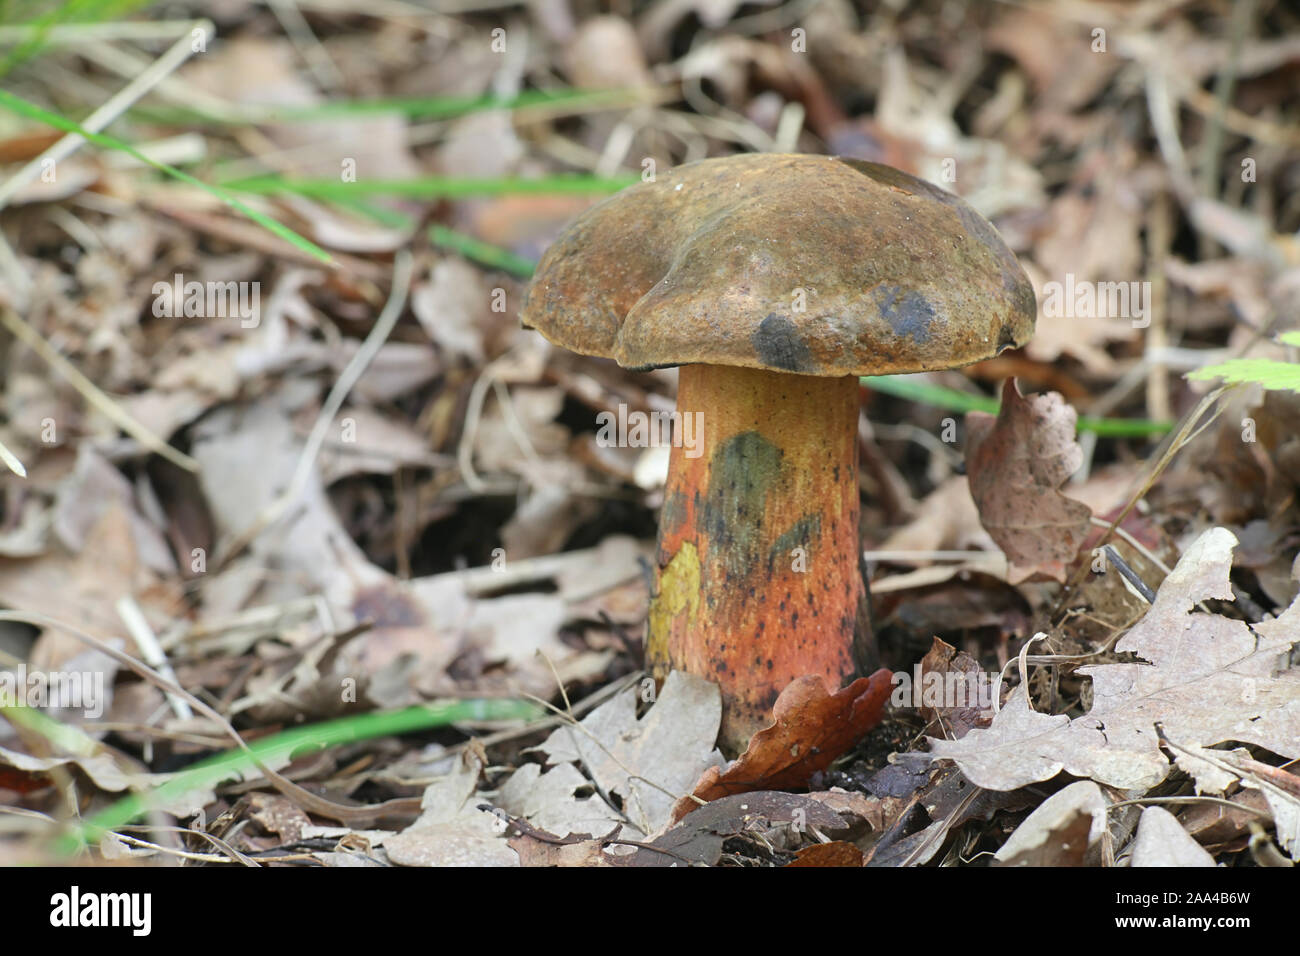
(326, 195, 416, 230)
(0, 89, 333, 263)
(861, 375, 1173, 437)
(430, 225, 536, 277)
(51, 698, 543, 854)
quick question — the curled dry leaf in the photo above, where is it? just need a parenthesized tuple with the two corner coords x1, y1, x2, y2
(916, 637, 996, 739)
(965, 379, 1093, 582)
(672, 670, 893, 822)
(497, 809, 623, 868)
(564, 16, 652, 90)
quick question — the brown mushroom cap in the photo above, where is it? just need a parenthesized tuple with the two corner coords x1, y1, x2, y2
(521, 153, 1036, 376)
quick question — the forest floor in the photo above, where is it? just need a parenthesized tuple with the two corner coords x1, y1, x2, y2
(0, 0, 1298, 868)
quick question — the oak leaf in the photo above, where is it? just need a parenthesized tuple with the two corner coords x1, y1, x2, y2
(929, 528, 1300, 792)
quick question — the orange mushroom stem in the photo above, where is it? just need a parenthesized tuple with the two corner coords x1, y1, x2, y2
(647, 365, 864, 752)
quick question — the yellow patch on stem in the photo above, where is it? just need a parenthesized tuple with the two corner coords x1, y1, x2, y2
(646, 541, 700, 675)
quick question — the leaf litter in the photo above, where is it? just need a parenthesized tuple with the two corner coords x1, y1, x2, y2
(930, 528, 1300, 796)
(2, 0, 1299, 869)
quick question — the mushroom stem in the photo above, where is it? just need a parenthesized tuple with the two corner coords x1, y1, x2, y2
(647, 364, 863, 752)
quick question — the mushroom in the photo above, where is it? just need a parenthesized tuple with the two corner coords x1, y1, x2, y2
(521, 153, 1036, 751)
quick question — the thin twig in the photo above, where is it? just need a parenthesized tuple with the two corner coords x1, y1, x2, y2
(1106, 795, 1271, 821)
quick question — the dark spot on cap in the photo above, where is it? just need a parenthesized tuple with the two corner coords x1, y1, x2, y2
(874, 285, 935, 343)
(752, 313, 814, 372)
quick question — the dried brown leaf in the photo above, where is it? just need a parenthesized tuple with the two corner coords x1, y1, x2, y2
(917, 637, 995, 739)
(965, 379, 1092, 583)
(673, 669, 893, 822)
